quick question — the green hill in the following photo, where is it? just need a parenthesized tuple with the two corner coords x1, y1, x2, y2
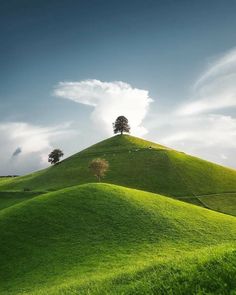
(0, 183, 236, 294)
(0, 191, 41, 211)
(1, 135, 236, 216)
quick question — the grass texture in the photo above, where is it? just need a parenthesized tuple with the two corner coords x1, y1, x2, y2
(0, 183, 236, 294)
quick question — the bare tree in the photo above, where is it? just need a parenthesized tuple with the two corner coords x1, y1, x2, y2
(89, 158, 109, 182)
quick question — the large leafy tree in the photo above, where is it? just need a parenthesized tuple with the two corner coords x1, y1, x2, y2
(48, 149, 64, 165)
(113, 116, 130, 135)
(89, 158, 109, 182)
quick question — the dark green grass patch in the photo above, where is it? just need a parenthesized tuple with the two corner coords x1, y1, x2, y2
(199, 193, 236, 216)
(0, 191, 44, 210)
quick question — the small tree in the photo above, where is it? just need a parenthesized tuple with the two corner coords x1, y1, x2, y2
(113, 116, 130, 135)
(48, 149, 64, 165)
(89, 158, 109, 182)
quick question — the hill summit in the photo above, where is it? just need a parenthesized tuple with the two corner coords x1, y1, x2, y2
(1, 134, 236, 215)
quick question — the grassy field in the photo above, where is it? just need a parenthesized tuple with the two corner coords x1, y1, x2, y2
(0, 191, 45, 210)
(198, 193, 236, 216)
(72, 246, 236, 295)
(0, 177, 16, 184)
(1, 135, 236, 216)
(1, 135, 236, 294)
(0, 177, 9, 182)
(0, 183, 236, 294)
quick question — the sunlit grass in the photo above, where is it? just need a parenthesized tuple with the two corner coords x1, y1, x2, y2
(0, 183, 236, 294)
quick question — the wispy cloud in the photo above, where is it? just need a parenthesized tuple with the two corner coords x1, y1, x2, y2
(177, 47, 236, 115)
(145, 47, 236, 168)
(161, 114, 236, 149)
(148, 113, 236, 168)
(54, 79, 153, 136)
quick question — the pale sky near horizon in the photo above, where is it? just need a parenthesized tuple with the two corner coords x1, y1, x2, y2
(1, 0, 236, 175)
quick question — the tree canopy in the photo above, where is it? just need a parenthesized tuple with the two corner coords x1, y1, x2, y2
(113, 116, 130, 135)
(48, 149, 64, 165)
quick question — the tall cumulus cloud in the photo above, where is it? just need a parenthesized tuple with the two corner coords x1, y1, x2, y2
(54, 79, 153, 136)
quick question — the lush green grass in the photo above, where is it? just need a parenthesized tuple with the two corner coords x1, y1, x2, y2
(1, 136, 236, 294)
(1, 135, 236, 215)
(0, 191, 44, 210)
(64, 246, 236, 295)
(0, 177, 9, 182)
(198, 193, 236, 216)
(0, 183, 236, 294)
(0, 177, 15, 185)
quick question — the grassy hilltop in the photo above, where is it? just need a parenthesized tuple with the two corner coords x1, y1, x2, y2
(1, 134, 236, 215)
(0, 183, 236, 294)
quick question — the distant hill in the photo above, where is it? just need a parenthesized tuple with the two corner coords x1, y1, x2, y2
(1, 134, 236, 216)
(0, 183, 236, 294)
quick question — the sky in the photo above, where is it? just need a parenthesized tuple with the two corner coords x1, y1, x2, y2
(1, 0, 236, 175)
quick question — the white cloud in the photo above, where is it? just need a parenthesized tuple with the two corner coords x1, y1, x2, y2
(145, 48, 236, 168)
(161, 114, 236, 149)
(148, 113, 236, 168)
(0, 122, 76, 175)
(177, 47, 236, 115)
(54, 79, 153, 136)
(194, 48, 236, 87)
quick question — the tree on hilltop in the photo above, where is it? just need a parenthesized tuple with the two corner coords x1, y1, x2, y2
(89, 158, 109, 182)
(48, 149, 64, 165)
(113, 116, 130, 135)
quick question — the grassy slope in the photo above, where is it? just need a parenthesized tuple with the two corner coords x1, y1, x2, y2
(1, 135, 236, 215)
(0, 177, 10, 182)
(0, 191, 43, 210)
(0, 183, 236, 294)
(199, 193, 236, 216)
(75, 247, 236, 295)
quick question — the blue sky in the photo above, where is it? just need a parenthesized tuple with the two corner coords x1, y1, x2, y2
(1, 0, 236, 174)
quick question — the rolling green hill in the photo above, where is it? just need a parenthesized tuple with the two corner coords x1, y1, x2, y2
(0, 183, 236, 294)
(0, 191, 42, 211)
(1, 135, 236, 216)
